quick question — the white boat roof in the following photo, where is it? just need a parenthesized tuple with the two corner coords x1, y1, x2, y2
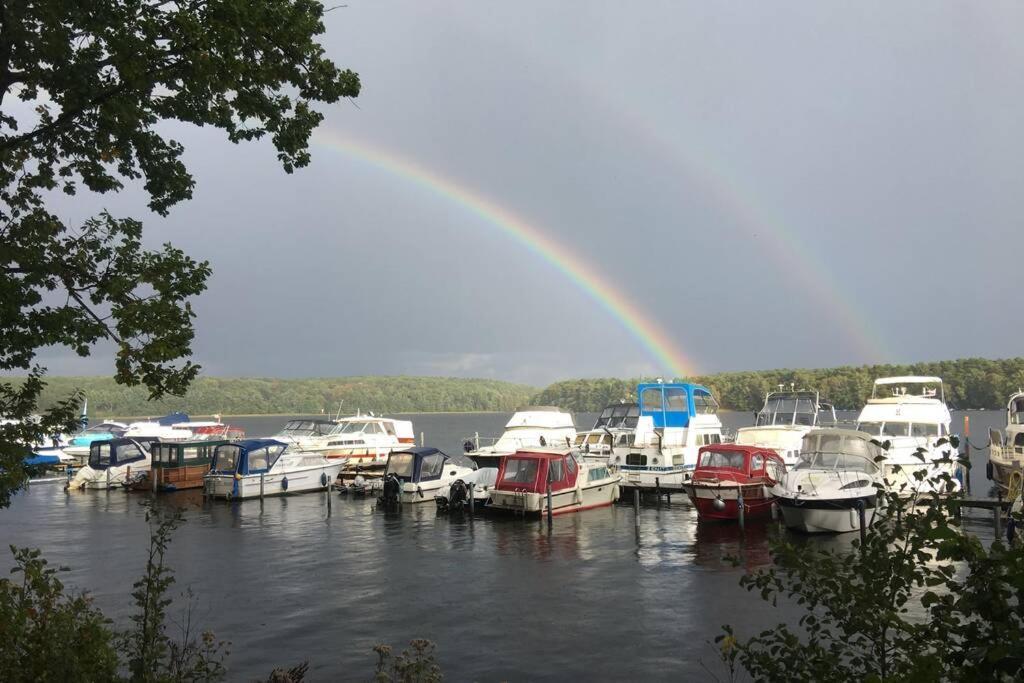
(505, 407, 574, 429)
(858, 402, 950, 423)
(874, 376, 943, 385)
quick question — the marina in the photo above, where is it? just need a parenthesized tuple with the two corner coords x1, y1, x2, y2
(3, 407, 1014, 680)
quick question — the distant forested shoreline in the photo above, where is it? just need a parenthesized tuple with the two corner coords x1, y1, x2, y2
(13, 357, 1024, 417)
(535, 357, 1024, 412)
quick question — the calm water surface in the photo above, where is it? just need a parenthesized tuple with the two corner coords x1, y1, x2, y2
(0, 411, 1002, 681)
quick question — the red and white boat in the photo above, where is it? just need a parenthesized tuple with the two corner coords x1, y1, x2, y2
(685, 444, 786, 522)
(486, 448, 620, 516)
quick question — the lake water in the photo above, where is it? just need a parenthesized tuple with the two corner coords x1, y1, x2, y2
(0, 410, 1004, 680)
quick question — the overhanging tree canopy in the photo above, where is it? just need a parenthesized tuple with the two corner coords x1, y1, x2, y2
(0, 0, 360, 505)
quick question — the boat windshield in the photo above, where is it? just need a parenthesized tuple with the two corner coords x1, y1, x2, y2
(699, 450, 746, 469)
(796, 434, 880, 474)
(211, 445, 240, 473)
(501, 458, 540, 485)
(387, 453, 416, 479)
(757, 395, 818, 426)
(279, 420, 332, 437)
(332, 421, 369, 435)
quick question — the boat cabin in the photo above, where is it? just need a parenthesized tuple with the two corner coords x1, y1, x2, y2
(384, 447, 476, 483)
(494, 449, 584, 494)
(210, 439, 288, 476)
(89, 438, 152, 470)
(637, 382, 718, 429)
(754, 390, 833, 427)
(694, 444, 785, 483)
(594, 403, 640, 430)
(147, 439, 227, 491)
(794, 430, 884, 476)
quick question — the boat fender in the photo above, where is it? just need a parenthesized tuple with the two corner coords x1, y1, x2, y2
(320, 472, 329, 488)
(986, 461, 993, 481)
(281, 476, 289, 491)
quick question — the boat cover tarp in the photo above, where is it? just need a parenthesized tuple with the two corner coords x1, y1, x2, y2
(158, 412, 190, 426)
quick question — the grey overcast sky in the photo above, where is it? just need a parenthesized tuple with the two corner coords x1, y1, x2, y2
(39, 1, 1024, 386)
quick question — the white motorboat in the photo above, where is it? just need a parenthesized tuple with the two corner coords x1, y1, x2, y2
(773, 429, 886, 534)
(271, 414, 415, 470)
(856, 376, 961, 496)
(62, 421, 130, 462)
(735, 389, 836, 466)
(987, 391, 1024, 493)
(486, 448, 621, 515)
(67, 438, 154, 490)
(463, 407, 576, 468)
(574, 403, 640, 463)
(378, 447, 477, 505)
(610, 382, 725, 493)
(203, 439, 341, 499)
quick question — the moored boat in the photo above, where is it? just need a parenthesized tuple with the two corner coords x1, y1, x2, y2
(463, 407, 576, 469)
(203, 439, 341, 499)
(272, 414, 415, 473)
(735, 389, 836, 466)
(856, 376, 961, 496)
(773, 429, 886, 534)
(487, 448, 620, 515)
(987, 392, 1024, 494)
(685, 444, 786, 522)
(377, 447, 477, 506)
(128, 440, 228, 492)
(67, 438, 154, 490)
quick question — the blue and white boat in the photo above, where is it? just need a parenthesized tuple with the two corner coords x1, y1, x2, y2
(203, 439, 341, 500)
(68, 438, 154, 490)
(378, 447, 477, 506)
(604, 382, 725, 493)
(63, 421, 129, 462)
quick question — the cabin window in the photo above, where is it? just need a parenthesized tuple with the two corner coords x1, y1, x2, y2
(1014, 433, 1024, 448)
(91, 443, 112, 468)
(420, 454, 445, 479)
(383, 422, 396, 436)
(911, 423, 939, 438)
(765, 460, 783, 482)
(573, 434, 585, 446)
(751, 454, 764, 472)
(709, 434, 721, 445)
(588, 466, 609, 481)
(641, 388, 663, 413)
(882, 422, 909, 437)
(116, 442, 146, 464)
(182, 447, 200, 462)
(665, 388, 688, 411)
(247, 448, 271, 472)
(549, 459, 565, 482)
(154, 445, 173, 464)
(388, 453, 416, 478)
(699, 450, 745, 469)
(617, 434, 632, 447)
(212, 446, 240, 473)
(624, 405, 640, 428)
(566, 456, 577, 475)
(693, 391, 719, 414)
(626, 453, 647, 467)
(858, 422, 883, 435)
(366, 423, 384, 435)
(502, 458, 539, 484)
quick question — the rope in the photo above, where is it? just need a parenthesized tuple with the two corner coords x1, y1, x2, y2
(964, 437, 991, 450)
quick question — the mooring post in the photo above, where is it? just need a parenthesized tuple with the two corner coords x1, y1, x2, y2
(995, 490, 1003, 539)
(326, 476, 332, 515)
(634, 487, 640, 532)
(260, 472, 265, 503)
(857, 501, 867, 546)
(152, 460, 158, 494)
(964, 415, 972, 495)
(468, 481, 475, 515)
(106, 466, 111, 491)
(420, 431, 425, 447)
(655, 476, 662, 505)
(474, 432, 479, 450)
(546, 474, 553, 528)
(737, 486, 745, 531)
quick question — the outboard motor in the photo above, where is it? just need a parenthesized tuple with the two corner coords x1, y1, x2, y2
(447, 479, 469, 512)
(379, 474, 402, 507)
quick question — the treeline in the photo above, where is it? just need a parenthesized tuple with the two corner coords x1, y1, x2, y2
(27, 376, 536, 417)
(533, 357, 1024, 412)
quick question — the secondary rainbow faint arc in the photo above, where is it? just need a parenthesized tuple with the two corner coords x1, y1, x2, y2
(312, 129, 698, 379)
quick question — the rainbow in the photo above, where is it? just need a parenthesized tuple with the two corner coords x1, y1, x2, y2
(312, 129, 698, 379)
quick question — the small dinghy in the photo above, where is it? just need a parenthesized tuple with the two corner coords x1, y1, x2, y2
(773, 429, 887, 534)
(378, 447, 477, 506)
(67, 438, 154, 490)
(685, 444, 786, 522)
(487, 448, 621, 516)
(203, 439, 341, 500)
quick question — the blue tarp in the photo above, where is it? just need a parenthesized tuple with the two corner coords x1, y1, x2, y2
(24, 454, 61, 467)
(158, 412, 190, 426)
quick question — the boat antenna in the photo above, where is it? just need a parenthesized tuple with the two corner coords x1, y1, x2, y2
(334, 401, 344, 421)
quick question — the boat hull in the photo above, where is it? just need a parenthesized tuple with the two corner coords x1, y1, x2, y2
(129, 464, 210, 492)
(487, 478, 620, 515)
(776, 494, 878, 534)
(686, 482, 775, 521)
(204, 463, 342, 500)
(617, 467, 691, 493)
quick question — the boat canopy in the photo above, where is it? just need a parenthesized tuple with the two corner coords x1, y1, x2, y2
(755, 391, 822, 427)
(494, 449, 579, 493)
(504, 407, 575, 430)
(88, 438, 151, 470)
(385, 447, 475, 482)
(637, 382, 718, 429)
(153, 440, 224, 467)
(277, 419, 336, 437)
(210, 439, 287, 475)
(1008, 392, 1024, 425)
(696, 444, 785, 474)
(157, 412, 190, 426)
(870, 376, 944, 401)
(594, 403, 639, 429)
(796, 429, 884, 473)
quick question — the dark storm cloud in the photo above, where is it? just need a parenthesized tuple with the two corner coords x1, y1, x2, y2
(34, 2, 1024, 383)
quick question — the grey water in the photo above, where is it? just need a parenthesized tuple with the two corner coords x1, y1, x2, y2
(0, 410, 1003, 681)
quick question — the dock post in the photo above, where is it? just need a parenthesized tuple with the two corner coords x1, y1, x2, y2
(633, 488, 640, 533)
(260, 472, 265, 503)
(326, 474, 332, 515)
(468, 481, 475, 515)
(420, 431, 425, 447)
(546, 474, 553, 528)
(474, 432, 479, 450)
(737, 486, 745, 531)
(857, 501, 867, 546)
(995, 490, 1003, 540)
(106, 466, 111, 491)
(152, 461, 158, 494)
(964, 416, 972, 495)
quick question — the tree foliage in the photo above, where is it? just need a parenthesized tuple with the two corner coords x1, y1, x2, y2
(0, 0, 359, 506)
(718, 461, 1024, 681)
(534, 356, 1024, 412)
